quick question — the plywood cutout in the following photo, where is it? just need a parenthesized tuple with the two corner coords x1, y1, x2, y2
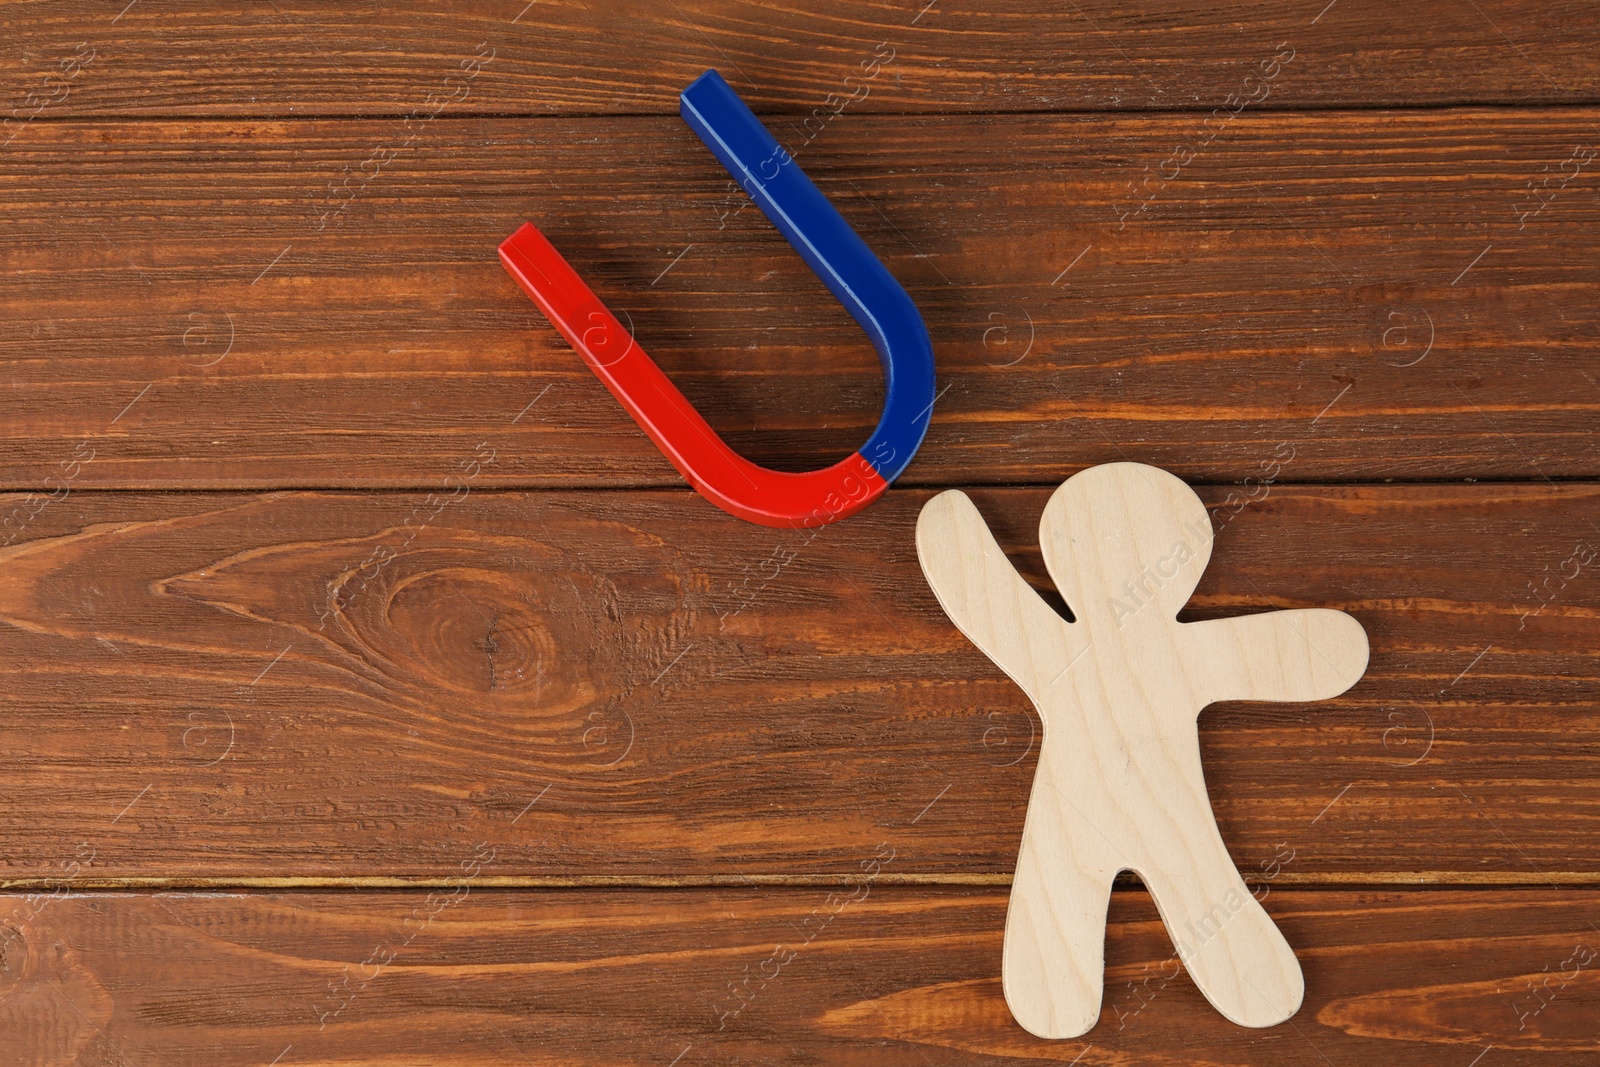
(916, 462, 1369, 1038)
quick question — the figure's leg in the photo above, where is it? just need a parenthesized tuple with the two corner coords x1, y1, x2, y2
(1138, 803, 1303, 1028)
(1003, 750, 1120, 1039)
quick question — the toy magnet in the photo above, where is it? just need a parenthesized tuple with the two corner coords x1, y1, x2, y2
(499, 69, 936, 528)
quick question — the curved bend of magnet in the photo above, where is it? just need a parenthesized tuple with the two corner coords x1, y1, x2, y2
(498, 68, 937, 528)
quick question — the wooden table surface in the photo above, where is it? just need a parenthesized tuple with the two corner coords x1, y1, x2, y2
(1, 2, 1597, 1063)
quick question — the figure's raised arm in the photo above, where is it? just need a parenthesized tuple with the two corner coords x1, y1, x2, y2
(1183, 608, 1368, 708)
(916, 490, 1085, 703)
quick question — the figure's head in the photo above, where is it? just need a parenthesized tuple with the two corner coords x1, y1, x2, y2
(1038, 462, 1215, 626)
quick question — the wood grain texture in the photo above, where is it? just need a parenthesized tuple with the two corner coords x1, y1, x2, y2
(1, 109, 1597, 488)
(0, 1, 1592, 1062)
(1, 0, 1598, 118)
(0, 887, 1596, 1064)
(0, 483, 1592, 883)
(917, 465, 1369, 1035)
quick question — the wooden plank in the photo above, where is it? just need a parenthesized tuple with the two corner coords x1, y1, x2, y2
(2, 1, 1598, 119)
(1, 887, 1596, 1064)
(2, 109, 1597, 488)
(0, 483, 1594, 883)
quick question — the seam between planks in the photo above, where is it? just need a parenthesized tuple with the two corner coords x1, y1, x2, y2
(13, 100, 1600, 123)
(3, 479, 1596, 494)
(6, 873, 1600, 891)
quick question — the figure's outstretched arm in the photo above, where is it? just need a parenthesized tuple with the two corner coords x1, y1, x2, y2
(916, 490, 1085, 704)
(1184, 608, 1368, 708)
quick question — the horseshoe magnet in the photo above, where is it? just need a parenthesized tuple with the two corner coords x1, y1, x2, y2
(499, 69, 936, 528)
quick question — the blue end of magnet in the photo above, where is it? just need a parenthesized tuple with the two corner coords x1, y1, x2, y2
(679, 70, 936, 484)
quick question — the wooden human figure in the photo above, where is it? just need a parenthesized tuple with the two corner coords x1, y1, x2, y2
(916, 462, 1368, 1038)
